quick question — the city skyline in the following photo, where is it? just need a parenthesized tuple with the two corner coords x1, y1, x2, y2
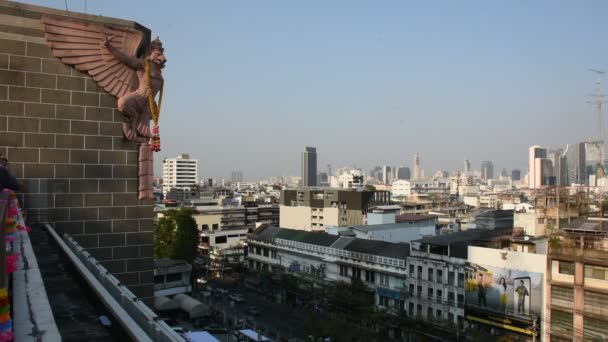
(18, 0, 608, 179)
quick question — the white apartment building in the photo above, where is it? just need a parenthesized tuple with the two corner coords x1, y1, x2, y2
(162, 154, 198, 193)
(329, 169, 365, 189)
(392, 179, 449, 197)
(247, 226, 409, 314)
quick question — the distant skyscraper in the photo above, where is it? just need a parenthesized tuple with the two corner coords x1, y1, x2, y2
(382, 165, 393, 184)
(396, 166, 411, 180)
(464, 159, 471, 173)
(563, 142, 585, 185)
(548, 149, 567, 186)
(511, 169, 521, 181)
(302, 146, 317, 187)
(528, 145, 547, 189)
(231, 170, 243, 183)
(480, 160, 494, 180)
(413, 152, 420, 179)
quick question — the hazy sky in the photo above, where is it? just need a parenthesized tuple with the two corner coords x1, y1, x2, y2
(22, 0, 608, 180)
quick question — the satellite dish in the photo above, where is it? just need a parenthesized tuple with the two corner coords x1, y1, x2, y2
(524, 236, 530, 241)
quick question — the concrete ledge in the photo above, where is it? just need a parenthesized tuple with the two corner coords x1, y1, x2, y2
(13, 216, 61, 341)
(46, 225, 183, 342)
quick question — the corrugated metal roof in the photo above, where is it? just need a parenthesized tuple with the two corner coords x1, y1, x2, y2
(343, 239, 410, 260)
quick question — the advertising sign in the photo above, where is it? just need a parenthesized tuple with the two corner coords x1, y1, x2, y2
(465, 263, 542, 336)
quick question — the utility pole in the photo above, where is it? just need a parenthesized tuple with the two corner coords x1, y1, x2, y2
(588, 69, 606, 178)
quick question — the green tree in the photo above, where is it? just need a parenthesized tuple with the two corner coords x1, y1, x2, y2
(364, 185, 376, 192)
(153, 208, 199, 262)
(154, 213, 177, 258)
(170, 208, 199, 262)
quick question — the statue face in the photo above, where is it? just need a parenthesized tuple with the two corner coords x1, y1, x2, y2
(148, 49, 166, 69)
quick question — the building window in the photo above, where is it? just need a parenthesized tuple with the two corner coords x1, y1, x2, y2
(427, 307, 433, 319)
(437, 289, 442, 302)
(409, 302, 414, 316)
(212, 223, 219, 230)
(551, 286, 574, 308)
(263, 248, 269, 257)
(271, 250, 277, 259)
(409, 264, 414, 277)
(166, 273, 181, 283)
(352, 267, 361, 279)
(436, 309, 442, 319)
(215, 236, 227, 244)
(397, 300, 405, 313)
(448, 312, 454, 323)
(458, 273, 465, 287)
(409, 284, 414, 295)
(448, 271, 455, 286)
(551, 310, 573, 336)
(365, 270, 375, 283)
(417, 285, 422, 298)
(379, 295, 390, 307)
(448, 292, 455, 305)
(437, 269, 443, 283)
(339, 265, 348, 276)
(417, 304, 422, 317)
(428, 268, 434, 282)
(154, 275, 164, 284)
(457, 294, 464, 308)
(379, 273, 389, 286)
(584, 291, 608, 316)
(558, 261, 575, 275)
(584, 264, 608, 281)
(202, 224, 209, 230)
(428, 288, 434, 299)
(583, 316, 608, 340)
(417, 266, 423, 278)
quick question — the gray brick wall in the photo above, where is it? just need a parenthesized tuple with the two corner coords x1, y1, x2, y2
(0, 2, 154, 301)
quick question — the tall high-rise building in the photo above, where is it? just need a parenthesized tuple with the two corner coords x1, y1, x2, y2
(464, 159, 471, 173)
(563, 142, 585, 185)
(382, 165, 393, 184)
(162, 154, 198, 192)
(413, 152, 421, 179)
(302, 146, 318, 187)
(480, 160, 494, 180)
(231, 170, 244, 183)
(396, 166, 411, 180)
(511, 169, 521, 181)
(528, 145, 547, 189)
(548, 149, 567, 186)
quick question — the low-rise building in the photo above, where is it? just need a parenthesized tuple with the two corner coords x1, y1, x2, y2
(546, 219, 608, 341)
(475, 209, 514, 230)
(279, 188, 389, 231)
(325, 215, 436, 243)
(154, 259, 193, 297)
(246, 226, 409, 313)
(406, 228, 513, 330)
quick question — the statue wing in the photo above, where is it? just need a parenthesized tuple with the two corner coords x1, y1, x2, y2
(41, 15, 144, 98)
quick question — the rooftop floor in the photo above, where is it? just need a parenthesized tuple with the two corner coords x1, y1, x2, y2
(29, 225, 131, 341)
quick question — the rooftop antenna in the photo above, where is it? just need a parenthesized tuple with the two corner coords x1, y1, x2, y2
(64, 0, 68, 11)
(588, 69, 606, 178)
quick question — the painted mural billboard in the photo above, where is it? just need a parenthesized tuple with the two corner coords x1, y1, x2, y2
(465, 263, 542, 336)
